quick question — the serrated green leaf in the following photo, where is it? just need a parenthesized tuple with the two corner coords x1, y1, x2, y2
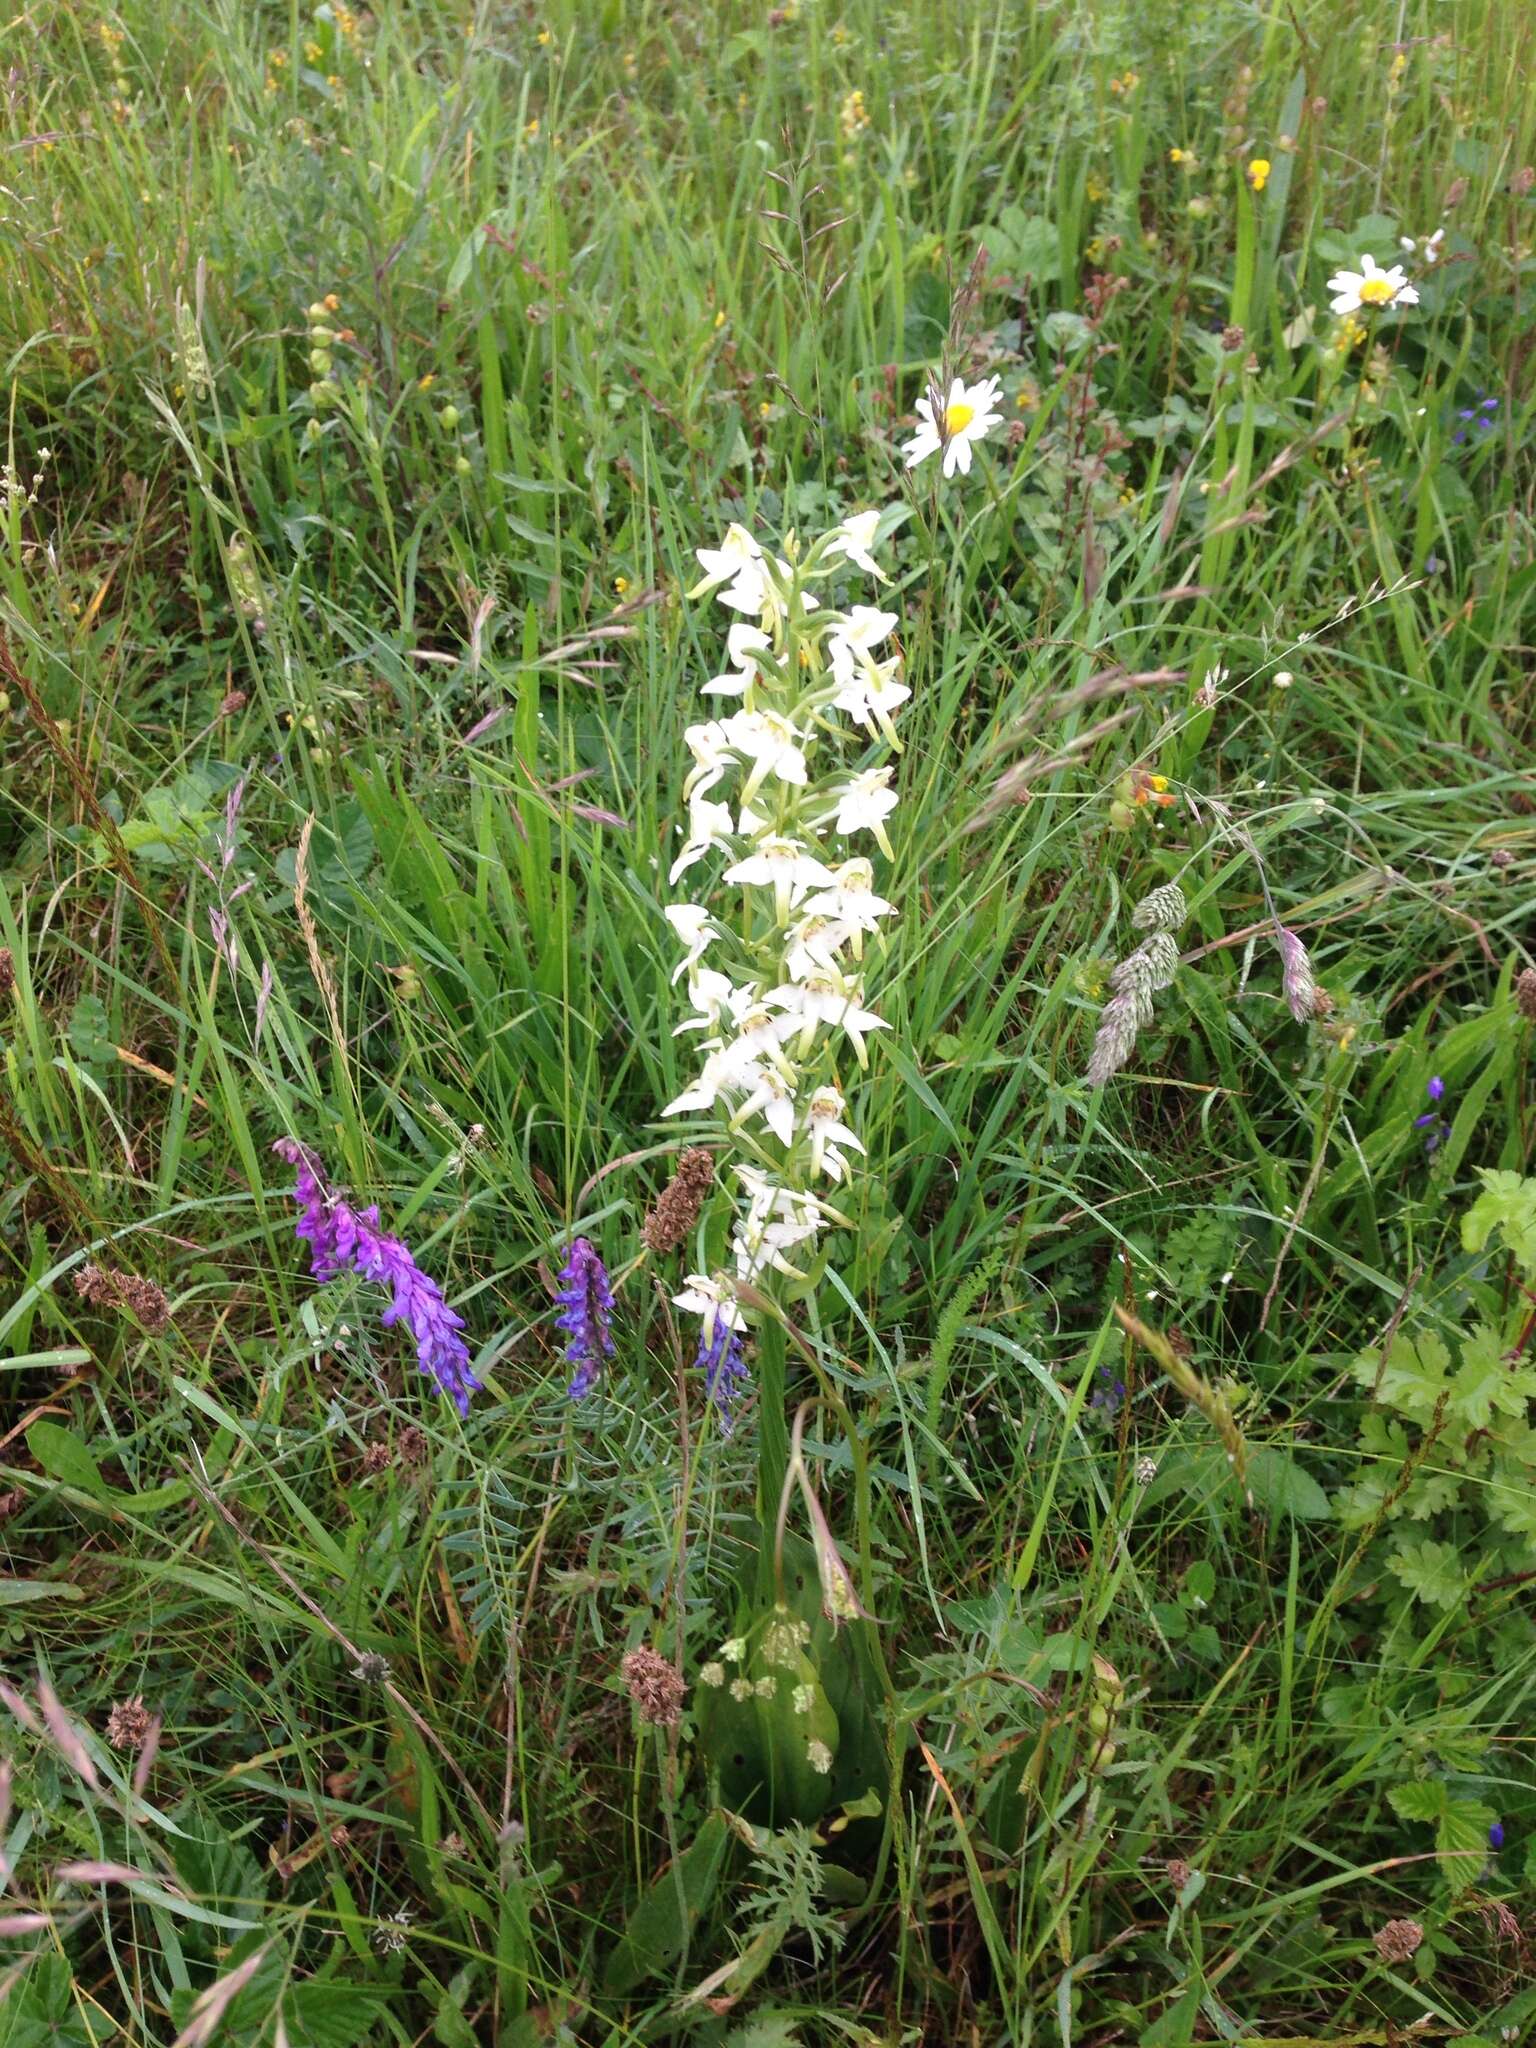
(1462, 1170, 1536, 1275)
(1386, 1536, 1473, 1609)
(1356, 1330, 1454, 1422)
(1388, 1779, 1446, 1823)
(1437, 1798, 1496, 1895)
(1450, 1325, 1536, 1429)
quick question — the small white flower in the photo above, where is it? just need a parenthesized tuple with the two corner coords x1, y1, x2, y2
(673, 966, 738, 1037)
(691, 523, 761, 595)
(673, 1273, 744, 1339)
(732, 1171, 830, 1279)
(826, 604, 898, 691)
(1326, 253, 1419, 315)
(690, 524, 771, 617)
(725, 836, 837, 919)
(682, 719, 734, 800)
(701, 623, 774, 698)
(1400, 227, 1444, 265)
(721, 708, 809, 800)
(664, 902, 718, 979)
(902, 373, 1004, 477)
(806, 1085, 866, 1181)
(753, 1676, 775, 1698)
(1273, 669, 1294, 689)
(823, 508, 889, 581)
(699, 1661, 726, 1687)
(806, 1738, 833, 1775)
(730, 1677, 754, 1702)
(828, 767, 899, 855)
(668, 796, 736, 885)
(784, 913, 848, 981)
(734, 1060, 798, 1146)
(764, 973, 889, 1065)
(800, 858, 897, 940)
(720, 1637, 747, 1663)
(792, 1683, 815, 1714)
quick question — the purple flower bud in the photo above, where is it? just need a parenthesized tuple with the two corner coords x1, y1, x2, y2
(1489, 1820, 1504, 1850)
(1426, 1075, 1445, 1102)
(554, 1238, 615, 1398)
(272, 1140, 480, 1416)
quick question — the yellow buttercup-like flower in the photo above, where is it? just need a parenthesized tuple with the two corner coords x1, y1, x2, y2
(1246, 157, 1271, 193)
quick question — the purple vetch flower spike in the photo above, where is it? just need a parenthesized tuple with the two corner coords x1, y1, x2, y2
(696, 1319, 750, 1431)
(554, 1237, 615, 1398)
(271, 1139, 481, 1416)
(1489, 1820, 1505, 1850)
(1413, 1076, 1450, 1154)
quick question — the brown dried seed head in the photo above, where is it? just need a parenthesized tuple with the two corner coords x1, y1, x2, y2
(361, 1440, 392, 1475)
(620, 1646, 686, 1728)
(1517, 967, 1536, 1023)
(1165, 1857, 1193, 1891)
(218, 689, 248, 718)
(1220, 324, 1245, 352)
(641, 1147, 716, 1255)
(1372, 1917, 1423, 1963)
(105, 1696, 153, 1751)
(74, 1264, 169, 1333)
(0, 947, 14, 998)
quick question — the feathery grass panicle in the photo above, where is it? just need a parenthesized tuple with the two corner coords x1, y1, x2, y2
(1085, 881, 1189, 1086)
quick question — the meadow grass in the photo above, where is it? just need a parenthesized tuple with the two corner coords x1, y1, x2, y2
(2, 0, 1535, 2041)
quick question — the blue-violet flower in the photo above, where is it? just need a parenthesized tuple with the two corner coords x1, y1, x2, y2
(696, 1319, 750, 1432)
(554, 1237, 615, 1398)
(272, 1139, 480, 1416)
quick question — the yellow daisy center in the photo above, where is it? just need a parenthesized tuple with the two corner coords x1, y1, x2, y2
(943, 400, 976, 435)
(1357, 275, 1395, 306)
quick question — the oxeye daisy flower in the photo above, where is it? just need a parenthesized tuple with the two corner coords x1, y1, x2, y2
(1326, 254, 1419, 316)
(902, 374, 1004, 477)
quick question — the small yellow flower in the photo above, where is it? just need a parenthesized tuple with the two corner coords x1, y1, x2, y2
(304, 39, 322, 61)
(1085, 236, 1105, 261)
(839, 86, 869, 139)
(713, 309, 726, 329)
(1086, 174, 1107, 203)
(536, 26, 552, 45)
(270, 48, 288, 67)
(830, 21, 850, 44)
(525, 117, 539, 137)
(1014, 379, 1040, 411)
(1169, 146, 1189, 166)
(613, 575, 630, 595)
(737, 90, 749, 112)
(1246, 157, 1271, 193)
(758, 399, 772, 419)
(418, 372, 437, 391)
